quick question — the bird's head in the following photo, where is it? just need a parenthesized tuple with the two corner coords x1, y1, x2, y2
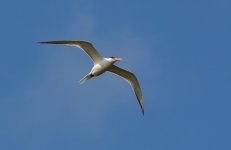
(109, 56, 123, 62)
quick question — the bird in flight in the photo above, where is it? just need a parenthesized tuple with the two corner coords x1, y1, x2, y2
(39, 40, 144, 115)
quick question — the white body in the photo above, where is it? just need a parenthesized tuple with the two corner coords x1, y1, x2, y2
(91, 58, 114, 76)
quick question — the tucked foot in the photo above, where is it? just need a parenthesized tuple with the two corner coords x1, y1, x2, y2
(79, 74, 94, 84)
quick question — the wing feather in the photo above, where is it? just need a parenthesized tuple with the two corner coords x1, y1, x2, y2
(107, 65, 144, 115)
(39, 40, 103, 63)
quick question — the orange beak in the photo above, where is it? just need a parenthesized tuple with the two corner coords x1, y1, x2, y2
(114, 57, 123, 61)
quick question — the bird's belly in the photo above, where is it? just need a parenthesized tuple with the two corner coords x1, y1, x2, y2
(91, 63, 112, 76)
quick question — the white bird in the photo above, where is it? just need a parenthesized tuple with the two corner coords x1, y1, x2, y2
(39, 40, 144, 115)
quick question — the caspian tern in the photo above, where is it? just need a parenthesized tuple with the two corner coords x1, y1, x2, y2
(39, 40, 144, 115)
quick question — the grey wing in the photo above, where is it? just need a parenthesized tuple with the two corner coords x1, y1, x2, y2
(39, 40, 103, 63)
(107, 65, 144, 115)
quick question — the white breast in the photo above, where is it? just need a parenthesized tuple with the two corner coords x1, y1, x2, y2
(91, 58, 114, 76)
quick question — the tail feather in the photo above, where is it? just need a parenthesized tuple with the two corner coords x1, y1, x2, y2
(79, 74, 92, 84)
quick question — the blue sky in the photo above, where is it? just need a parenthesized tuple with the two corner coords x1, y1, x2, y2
(0, 0, 231, 149)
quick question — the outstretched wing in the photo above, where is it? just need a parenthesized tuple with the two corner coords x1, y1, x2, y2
(39, 40, 103, 63)
(107, 65, 144, 115)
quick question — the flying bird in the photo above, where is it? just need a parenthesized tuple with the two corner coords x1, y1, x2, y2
(39, 40, 144, 115)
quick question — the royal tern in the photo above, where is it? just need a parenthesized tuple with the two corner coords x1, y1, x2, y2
(39, 40, 144, 115)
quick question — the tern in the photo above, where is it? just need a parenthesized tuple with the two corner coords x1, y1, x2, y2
(39, 40, 144, 115)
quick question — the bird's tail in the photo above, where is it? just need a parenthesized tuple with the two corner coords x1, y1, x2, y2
(79, 74, 93, 84)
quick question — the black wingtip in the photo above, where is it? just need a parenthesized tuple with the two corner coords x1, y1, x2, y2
(37, 41, 71, 45)
(38, 41, 46, 44)
(38, 41, 56, 44)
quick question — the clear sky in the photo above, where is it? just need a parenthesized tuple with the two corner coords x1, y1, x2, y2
(0, 0, 231, 149)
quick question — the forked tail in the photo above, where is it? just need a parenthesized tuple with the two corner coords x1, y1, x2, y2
(79, 74, 93, 84)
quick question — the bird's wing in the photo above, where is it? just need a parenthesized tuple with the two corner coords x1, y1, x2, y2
(107, 65, 144, 115)
(39, 40, 103, 63)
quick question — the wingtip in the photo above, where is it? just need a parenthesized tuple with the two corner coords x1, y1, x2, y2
(37, 41, 73, 45)
(38, 41, 47, 44)
(38, 41, 58, 44)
